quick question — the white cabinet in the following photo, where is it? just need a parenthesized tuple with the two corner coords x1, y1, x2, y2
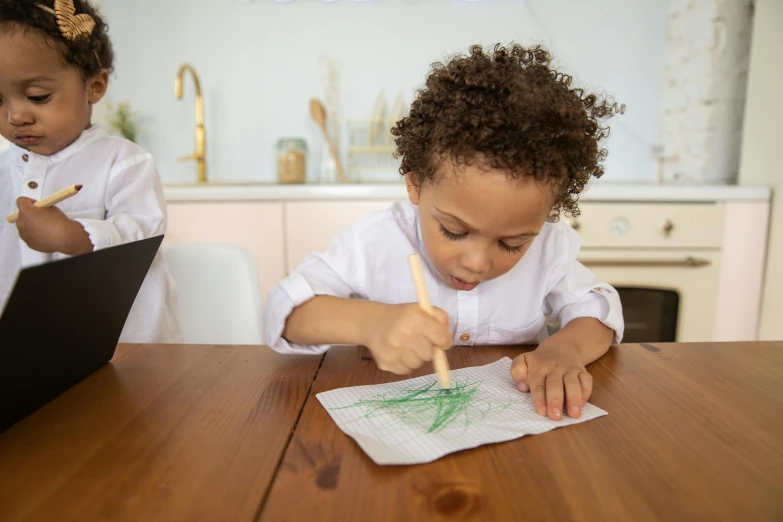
(166, 202, 286, 300)
(284, 200, 397, 273)
(162, 192, 770, 342)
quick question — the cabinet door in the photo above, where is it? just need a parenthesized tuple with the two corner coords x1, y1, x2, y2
(713, 201, 770, 341)
(166, 202, 285, 300)
(284, 200, 398, 273)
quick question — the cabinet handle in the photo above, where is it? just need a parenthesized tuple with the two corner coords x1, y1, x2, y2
(579, 256, 711, 268)
(662, 219, 675, 236)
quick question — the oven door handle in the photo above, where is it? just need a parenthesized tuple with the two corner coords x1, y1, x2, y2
(578, 257, 712, 268)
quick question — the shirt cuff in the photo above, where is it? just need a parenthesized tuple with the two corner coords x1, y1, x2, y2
(263, 272, 332, 355)
(74, 218, 122, 251)
(559, 285, 625, 345)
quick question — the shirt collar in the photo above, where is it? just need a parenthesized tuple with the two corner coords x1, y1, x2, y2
(9, 124, 106, 168)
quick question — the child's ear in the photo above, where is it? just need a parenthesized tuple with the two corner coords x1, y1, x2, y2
(404, 173, 421, 205)
(86, 70, 109, 105)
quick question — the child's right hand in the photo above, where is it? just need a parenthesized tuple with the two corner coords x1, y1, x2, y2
(363, 303, 452, 375)
(15, 198, 93, 256)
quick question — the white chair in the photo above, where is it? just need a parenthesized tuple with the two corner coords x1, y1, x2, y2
(162, 243, 264, 345)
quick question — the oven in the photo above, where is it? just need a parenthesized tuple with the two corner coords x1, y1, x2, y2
(571, 202, 724, 343)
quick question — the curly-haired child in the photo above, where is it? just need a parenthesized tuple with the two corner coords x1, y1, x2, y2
(264, 44, 625, 421)
(0, 0, 182, 343)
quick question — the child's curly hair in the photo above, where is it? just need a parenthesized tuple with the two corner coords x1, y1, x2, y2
(0, 0, 114, 78)
(392, 43, 623, 221)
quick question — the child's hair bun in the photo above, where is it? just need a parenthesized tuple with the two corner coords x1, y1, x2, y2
(0, 0, 114, 77)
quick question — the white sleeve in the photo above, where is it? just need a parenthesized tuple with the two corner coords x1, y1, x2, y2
(264, 224, 368, 355)
(73, 153, 166, 250)
(544, 226, 625, 345)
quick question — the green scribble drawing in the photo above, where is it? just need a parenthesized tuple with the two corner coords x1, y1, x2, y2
(335, 379, 511, 434)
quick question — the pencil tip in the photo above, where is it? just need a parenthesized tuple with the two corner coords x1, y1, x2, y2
(75, 185, 83, 191)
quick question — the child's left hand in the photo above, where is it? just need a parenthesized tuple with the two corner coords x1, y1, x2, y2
(510, 340, 592, 421)
(15, 197, 93, 256)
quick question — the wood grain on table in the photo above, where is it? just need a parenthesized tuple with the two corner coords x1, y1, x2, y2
(0, 344, 323, 522)
(259, 342, 783, 522)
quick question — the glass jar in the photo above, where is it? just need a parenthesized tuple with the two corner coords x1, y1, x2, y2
(276, 138, 308, 184)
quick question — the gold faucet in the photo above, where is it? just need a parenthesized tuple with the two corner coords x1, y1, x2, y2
(175, 64, 206, 184)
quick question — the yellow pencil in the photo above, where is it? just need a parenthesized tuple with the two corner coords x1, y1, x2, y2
(6, 184, 83, 224)
(408, 253, 452, 389)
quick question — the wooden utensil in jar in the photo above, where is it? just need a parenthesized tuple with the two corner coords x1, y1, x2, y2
(309, 98, 345, 183)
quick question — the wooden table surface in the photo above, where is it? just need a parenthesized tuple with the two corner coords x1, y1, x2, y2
(1, 342, 782, 522)
(263, 342, 783, 522)
(0, 344, 322, 522)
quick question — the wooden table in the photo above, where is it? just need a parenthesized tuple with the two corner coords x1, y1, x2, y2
(1, 342, 782, 521)
(0, 344, 322, 522)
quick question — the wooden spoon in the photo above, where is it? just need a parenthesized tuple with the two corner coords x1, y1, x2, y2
(309, 98, 345, 182)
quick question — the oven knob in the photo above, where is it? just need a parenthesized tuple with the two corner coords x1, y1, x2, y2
(611, 217, 630, 237)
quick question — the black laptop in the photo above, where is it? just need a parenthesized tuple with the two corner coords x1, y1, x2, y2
(0, 235, 164, 432)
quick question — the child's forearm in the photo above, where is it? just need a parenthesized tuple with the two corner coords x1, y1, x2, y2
(282, 295, 386, 346)
(549, 317, 614, 365)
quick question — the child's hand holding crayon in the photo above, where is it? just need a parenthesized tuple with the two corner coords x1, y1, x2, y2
(14, 197, 93, 256)
(363, 303, 452, 375)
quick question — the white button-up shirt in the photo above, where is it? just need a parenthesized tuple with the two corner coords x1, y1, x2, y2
(264, 200, 624, 354)
(0, 125, 182, 344)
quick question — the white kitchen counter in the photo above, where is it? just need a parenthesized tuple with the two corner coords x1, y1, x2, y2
(163, 182, 771, 203)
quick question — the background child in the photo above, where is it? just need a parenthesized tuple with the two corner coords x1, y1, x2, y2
(264, 43, 625, 421)
(0, 0, 182, 343)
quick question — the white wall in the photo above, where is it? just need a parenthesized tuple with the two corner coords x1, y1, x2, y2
(101, 0, 667, 184)
(738, 0, 783, 341)
(660, 0, 753, 184)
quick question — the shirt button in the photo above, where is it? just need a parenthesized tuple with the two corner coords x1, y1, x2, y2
(22, 154, 29, 162)
(460, 333, 471, 342)
(27, 181, 39, 189)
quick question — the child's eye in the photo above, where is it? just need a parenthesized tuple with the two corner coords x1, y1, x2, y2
(500, 242, 524, 254)
(28, 94, 51, 104)
(438, 223, 467, 241)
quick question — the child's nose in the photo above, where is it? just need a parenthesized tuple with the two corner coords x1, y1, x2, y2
(459, 249, 491, 275)
(7, 104, 33, 126)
